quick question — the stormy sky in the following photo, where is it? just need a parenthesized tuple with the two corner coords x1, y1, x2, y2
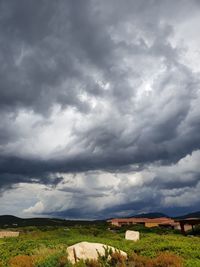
(0, 0, 200, 219)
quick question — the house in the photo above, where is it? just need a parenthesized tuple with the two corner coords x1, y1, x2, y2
(176, 218, 200, 235)
(107, 217, 178, 228)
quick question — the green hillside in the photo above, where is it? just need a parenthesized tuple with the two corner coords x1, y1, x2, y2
(0, 223, 199, 267)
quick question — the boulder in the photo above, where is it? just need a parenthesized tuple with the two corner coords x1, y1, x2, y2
(125, 230, 140, 241)
(0, 231, 19, 238)
(67, 241, 127, 263)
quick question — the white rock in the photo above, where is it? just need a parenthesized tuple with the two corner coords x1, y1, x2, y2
(67, 241, 127, 263)
(0, 231, 19, 238)
(125, 230, 140, 241)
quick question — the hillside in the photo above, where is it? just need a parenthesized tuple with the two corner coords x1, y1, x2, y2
(1, 211, 199, 227)
(0, 215, 97, 228)
(0, 221, 199, 266)
(132, 212, 168, 218)
(175, 211, 200, 219)
(109, 211, 200, 220)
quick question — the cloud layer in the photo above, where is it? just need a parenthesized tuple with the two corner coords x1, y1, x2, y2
(0, 0, 200, 218)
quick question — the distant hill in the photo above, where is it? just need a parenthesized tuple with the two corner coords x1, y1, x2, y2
(126, 212, 169, 219)
(1, 211, 200, 227)
(108, 211, 200, 220)
(175, 211, 200, 219)
(0, 215, 100, 228)
(107, 212, 169, 220)
(0, 215, 23, 225)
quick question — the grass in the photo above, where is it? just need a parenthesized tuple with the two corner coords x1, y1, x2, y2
(0, 223, 199, 266)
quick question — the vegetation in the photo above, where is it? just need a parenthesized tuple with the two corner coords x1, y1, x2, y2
(0, 223, 199, 267)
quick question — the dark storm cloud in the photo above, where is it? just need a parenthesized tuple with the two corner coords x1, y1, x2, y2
(0, 171, 63, 193)
(0, 0, 113, 115)
(0, 0, 184, 114)
(101, 198, 162, 216)
(0, 0, 200, 217)
(43, 207, 96, 220)
(41, 200, 200, 220)
(148, 172, 200, 190)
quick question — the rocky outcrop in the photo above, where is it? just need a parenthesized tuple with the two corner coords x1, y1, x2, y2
(125, 230, 140, 241)
(67, 241, 127, 263)
(0, 231, 19, 238)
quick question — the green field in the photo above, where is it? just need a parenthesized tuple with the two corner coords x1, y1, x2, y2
(0, 223, 199, 267)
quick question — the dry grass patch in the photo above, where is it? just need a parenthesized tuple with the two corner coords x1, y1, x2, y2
(129, 252, 183, 267)
(9, 255, 34, 267)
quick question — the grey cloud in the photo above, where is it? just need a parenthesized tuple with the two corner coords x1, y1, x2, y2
(21, 151, 200, 218)
(0, 2, 82, 113)
(0, 0, 182, 114)
(0, 0, 200, 218)
(0, 172, 63, 193)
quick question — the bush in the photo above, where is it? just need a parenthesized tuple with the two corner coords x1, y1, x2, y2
(128, 253, 152, 267)
(35, 252, 71, 267)
(5, 251, 184, 267)
(153, 252, 183, 267)
(9, 255, 34, 267)
(128, 252, 183, 267)
(59, 255, 73, 267)
(36, 254, 58, 267)
(84, 259, 101, 267)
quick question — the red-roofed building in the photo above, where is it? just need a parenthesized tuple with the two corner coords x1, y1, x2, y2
(107, 217, 178, 228)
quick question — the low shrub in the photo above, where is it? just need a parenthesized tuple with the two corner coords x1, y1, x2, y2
(35, 251, 70, 267)
(128, 252, 183, 267)
(128, 253, 153, 267)
(84, 259, 101, 267)
(59, 254, 73, 267)
(153, 252, 183, 267)
(9, 255, 34, 267)
(7, 251, 184, 267)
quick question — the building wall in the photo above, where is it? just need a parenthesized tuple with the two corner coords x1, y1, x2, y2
(174, 224, 181, 230)
(111, 221, 120, 226)
(108, 218, 176, 228)
(145, 222, 159, 228)
(183, 224, 193, 232)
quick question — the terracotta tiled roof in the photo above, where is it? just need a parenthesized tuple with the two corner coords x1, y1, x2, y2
(108, 217, 175, 224)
